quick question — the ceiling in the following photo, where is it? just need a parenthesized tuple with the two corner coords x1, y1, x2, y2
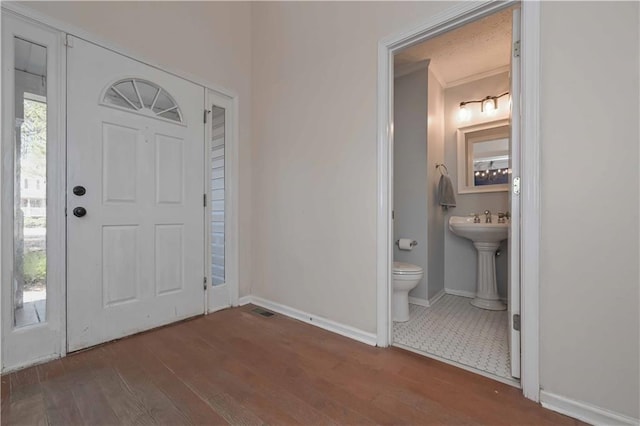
(394, 8, 513, 86)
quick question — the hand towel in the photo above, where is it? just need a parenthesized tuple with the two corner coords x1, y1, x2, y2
(438, 174, 456, 209)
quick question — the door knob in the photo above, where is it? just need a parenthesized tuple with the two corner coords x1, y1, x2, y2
(73, 207, 87, 217)
(73, 186, 86, 196)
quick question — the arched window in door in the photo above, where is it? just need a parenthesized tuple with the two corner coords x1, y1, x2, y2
(102, 78, 183, 123)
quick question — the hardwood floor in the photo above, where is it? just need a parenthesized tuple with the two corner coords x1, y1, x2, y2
(1, 305, 582, 425)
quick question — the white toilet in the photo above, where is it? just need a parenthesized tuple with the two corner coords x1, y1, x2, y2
(392, 261, 424, 322)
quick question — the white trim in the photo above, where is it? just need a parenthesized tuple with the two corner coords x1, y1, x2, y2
(408, 296, 430, 308)
(408, 289, 446, 308)
(519, 0, 541, 402)
(445, 288, 507, 303)
(394, 343, 521, 388)
(444, 288, 476, 299)
(445, 65, 511, 89)
(376, 35, 393, 348)
(394, 60, 430, 79)
(248, 296, 377, 347)
(237, 295, 252, 306)
(540, 391, 639, 426)
(429, 288, 446, 306)
(376, 0, 541, 402)
(205, 90, 240, 313)
(1, 2, 238, 101)
(56, 29, 68, 362)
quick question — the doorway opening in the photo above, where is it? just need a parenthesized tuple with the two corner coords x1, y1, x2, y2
(389, 4, 521, 386)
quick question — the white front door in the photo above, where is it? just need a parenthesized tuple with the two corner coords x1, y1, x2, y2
(66, 36, 205, 351)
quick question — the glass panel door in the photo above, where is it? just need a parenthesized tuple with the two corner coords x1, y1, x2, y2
(3, 13, 63, 370)
(210, 106, 225, 285)
(13, 37, 48, 328)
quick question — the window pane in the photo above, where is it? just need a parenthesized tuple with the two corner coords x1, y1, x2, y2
(104, 87, 134, 109)
(14, 37, 48, 327)
(211, 106, 225, 285)
(113, 80, 141, 109)
(135, 80, 159, 109)
(152, 91, 174, 114)
(158, 109, 181, 122)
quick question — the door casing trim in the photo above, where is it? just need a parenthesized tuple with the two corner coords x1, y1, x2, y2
(376, 0, 541, 401)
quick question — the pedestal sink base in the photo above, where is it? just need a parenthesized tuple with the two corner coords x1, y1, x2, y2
(448, 216, 509, 313)
(471, 241, 506, 311)
(471, 297, 506, 311)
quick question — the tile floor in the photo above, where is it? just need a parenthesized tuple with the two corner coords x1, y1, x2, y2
(393, 294, 511, 380)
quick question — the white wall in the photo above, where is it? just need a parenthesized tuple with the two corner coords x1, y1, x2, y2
(426, 69, 446, 300)
(252, 1, 639, 419)
(393, 67, 429, 301)
(23, 1, 254, 297)
(443, 72, 510, 297)
(251, 1, 453, 333)
(539, 1, 639, 419)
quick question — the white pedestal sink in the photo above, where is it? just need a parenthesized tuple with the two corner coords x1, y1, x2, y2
(449, 215, 508, 311)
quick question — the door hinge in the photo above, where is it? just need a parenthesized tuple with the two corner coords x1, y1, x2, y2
(392, 210, 395, 220)
(203, 193, 207, 207)
(65, 207, 68, 217)
(203, 276, 207, 290)
(204, 109, 211, 124)
(512, 176, 521, 196)
(65, 35, 74, 48)
(513, 40, 521, 58)
(513, 314, 521, 331)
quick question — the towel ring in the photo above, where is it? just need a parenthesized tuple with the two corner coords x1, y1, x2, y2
(436, 163, 449, 176)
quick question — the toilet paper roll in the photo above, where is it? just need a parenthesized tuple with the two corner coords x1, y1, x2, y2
(398, 238, 415, 251)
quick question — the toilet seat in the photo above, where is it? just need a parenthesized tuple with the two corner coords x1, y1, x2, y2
(393, 261, 423, 275)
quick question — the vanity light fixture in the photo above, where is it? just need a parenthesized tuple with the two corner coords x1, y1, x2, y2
(458, 104, 471, 121)
(458, 91, 510, 119)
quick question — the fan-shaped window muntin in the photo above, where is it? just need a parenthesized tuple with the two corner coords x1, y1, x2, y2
(102, 78, 183, 123)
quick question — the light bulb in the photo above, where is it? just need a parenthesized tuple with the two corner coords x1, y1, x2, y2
(483, 97, 497, 113)
(458, 104, 470, 121)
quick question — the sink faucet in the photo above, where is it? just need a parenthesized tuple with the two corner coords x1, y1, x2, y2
(497, 211, 511, 223)
(484, 210, 492, 223)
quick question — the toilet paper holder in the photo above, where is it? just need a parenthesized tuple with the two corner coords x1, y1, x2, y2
(395, 239, 418, 248)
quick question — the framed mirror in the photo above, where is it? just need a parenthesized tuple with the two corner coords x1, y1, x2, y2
(456, 119, 510, 194)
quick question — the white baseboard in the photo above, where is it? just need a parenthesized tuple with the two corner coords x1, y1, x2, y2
(246, 296, 377, 347)
(445, 288, 507, 302)
(540, 390, 639, 426)
(409, 290, 447, 308)
(429, 289, 446, 306)
(408, 296, 430, 307)
(444, 288, 476, 299)
(237, 295, 252, 306)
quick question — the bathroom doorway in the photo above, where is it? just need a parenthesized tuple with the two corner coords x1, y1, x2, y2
(389, 4, 521, 386)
